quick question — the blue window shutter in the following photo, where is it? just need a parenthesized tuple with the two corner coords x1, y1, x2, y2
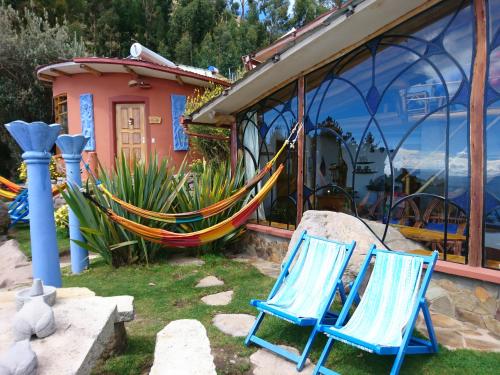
(171, 95, 188, 151)
(80, 93, 95, 151)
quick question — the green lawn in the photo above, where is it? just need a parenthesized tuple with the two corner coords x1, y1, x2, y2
(8, 224, 70, 258)
(60, 256, 500, 375)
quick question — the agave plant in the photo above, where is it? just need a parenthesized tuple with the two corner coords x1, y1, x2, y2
(63, 154, 187, 266)
(175, 158, 246, 253)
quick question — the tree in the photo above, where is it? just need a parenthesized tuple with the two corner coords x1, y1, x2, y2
(258, 0, 290, 42)
(0, 4, 85, 178)
(291, 0, 324, 28)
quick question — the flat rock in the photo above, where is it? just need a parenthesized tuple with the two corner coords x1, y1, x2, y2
(250, 345, 314, 375)
(213, 314, 255, 337)
(201, 291, 233, 306)
(0, 294, 119, 375)
(232, 256, 280, 279)
(196, 276, 224, 288)
(104, 295, 135, 322)
(168, 256, 205, 266)
(0, 240, 32, 291)
(149, 319, 216, 375)
(286, 211, 421, 279)
(416, 311, 500, 351)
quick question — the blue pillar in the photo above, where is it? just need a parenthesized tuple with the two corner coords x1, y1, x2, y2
(56, 134, 89, 274)
(5, 121, 62, 287)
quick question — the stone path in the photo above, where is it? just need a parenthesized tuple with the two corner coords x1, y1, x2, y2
(168, 256, 205, 267)
(149, 319, 216, 375)
(250, 345, 314, 375)
(201, 291, 233, 306)
(196, 276, 224, 288)
(232, 256, 280, 279)
(212, 314, 255, 337)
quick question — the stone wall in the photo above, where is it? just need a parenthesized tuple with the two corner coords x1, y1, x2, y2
(235, 211, 500, 349)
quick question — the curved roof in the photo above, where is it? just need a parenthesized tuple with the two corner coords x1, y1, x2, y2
(36, 57, 230, 87)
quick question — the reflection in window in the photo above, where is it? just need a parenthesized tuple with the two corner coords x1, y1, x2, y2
(484, 0, 500, 270)
(238, 83, 298, 229)
(304, 0, 473, 263)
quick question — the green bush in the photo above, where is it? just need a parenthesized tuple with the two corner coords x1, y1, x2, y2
(63, 155, 246, 267)
(176, 158, 246, 253)
(63, 155, 187, 267)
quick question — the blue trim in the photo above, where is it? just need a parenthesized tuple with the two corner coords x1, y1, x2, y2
(171, 95, 188, 151)
(80, 94, 95, 151)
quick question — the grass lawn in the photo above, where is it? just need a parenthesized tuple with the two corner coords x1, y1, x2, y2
(8, 224, 70, 258)
(60, 256, 500, 375)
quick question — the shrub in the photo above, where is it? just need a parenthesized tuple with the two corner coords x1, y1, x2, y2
(63, 155, 186, 267)
(54, 204, 69, 230)
(63, 155, 246, 266)
(175, 158, 245, 253)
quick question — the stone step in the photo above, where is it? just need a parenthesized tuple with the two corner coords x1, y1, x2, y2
(212, 314, 255, 337)
(201, 291, 233, 306)
(149, 319, 216, 375)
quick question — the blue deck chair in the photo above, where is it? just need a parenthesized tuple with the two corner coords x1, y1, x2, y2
(313, 247, 439, 375)
(245, 231, 356, 371)
(8, 189, 29, 226)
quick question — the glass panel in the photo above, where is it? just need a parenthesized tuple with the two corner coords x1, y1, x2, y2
(301, 0, 472, 263)
(238, 82, 298, 230)
(485, 100, 500, 269)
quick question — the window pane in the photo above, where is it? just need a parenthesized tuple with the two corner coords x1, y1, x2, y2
(238, 82, 298, 229)
(303, 0, 472, 263)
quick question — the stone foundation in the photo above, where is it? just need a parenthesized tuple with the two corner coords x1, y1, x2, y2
(235, 211, 500, 350)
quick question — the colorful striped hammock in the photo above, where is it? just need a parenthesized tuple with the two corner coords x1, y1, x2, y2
(84, 163, 284, 247)
(0, 176, 66, 200)
(88, 122, 299, 224)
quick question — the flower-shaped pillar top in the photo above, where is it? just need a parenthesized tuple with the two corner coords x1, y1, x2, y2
(5, 121, 61, 160)
(3, 120, 62, 287)
(56, 134, 89, 162)
(55, 134, 89, 274)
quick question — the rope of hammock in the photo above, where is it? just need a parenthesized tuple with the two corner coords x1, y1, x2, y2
(85, 121, 303, 224)
(83, 163, 284, 247)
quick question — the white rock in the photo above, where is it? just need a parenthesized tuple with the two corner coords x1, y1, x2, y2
(0, 295, 119, 375)
(168, 256, 205, 266)
(286, 211, 421, 279)
(104, 295, 135, 322)
(0, 340, 37, 375)
(0, 240, 32, 291)
(196, 276, 224, 288)
(13, 297, 56, 341)
(201, 291, 233, 306)
(212, 314, 255, 337)
(250, 345, 314, 375)
(149, 319, 216, 375)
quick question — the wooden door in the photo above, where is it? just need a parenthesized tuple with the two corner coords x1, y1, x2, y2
(115, 103, 146, 166)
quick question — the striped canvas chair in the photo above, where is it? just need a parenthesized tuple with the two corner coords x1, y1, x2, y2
(313, 247, 439, 375)
(245, 230, 356, 371)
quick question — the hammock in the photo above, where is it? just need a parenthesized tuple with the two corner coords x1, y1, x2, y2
(0, 175, 23, 193)
(0, 178, 66, 200)
(88, 122, 302, 224)
(84, 163, 284, 247)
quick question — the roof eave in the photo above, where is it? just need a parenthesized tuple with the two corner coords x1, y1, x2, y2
(191, 0, 438, 124)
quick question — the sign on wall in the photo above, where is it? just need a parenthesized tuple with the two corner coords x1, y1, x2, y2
(170, 95, 188, 151)
(80, 93, 95, 151)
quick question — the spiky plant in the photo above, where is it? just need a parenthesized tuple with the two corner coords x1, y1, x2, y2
(175, 158, 246, 253)
(63, 154, 187, 266)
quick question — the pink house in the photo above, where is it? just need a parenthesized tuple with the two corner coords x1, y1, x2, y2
(36, 54, 228, 171)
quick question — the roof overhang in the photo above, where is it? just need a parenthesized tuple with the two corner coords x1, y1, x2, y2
(36, 57, 230, 88)
(192, 0, 440, 124)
